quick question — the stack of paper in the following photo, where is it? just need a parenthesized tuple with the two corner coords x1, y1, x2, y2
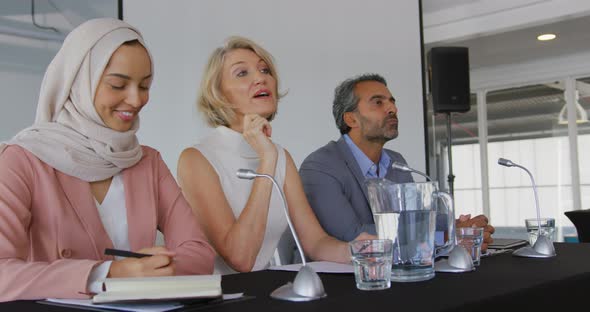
(43, 298, 182, 312)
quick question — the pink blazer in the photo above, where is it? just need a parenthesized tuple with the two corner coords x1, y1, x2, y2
(0, 145, 215, 301)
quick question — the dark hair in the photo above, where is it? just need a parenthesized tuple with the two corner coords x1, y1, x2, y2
(332, 73, 387, 134)
(122, 39, 141, 46)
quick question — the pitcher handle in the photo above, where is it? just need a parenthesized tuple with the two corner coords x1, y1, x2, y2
(434, 191, 455, 257)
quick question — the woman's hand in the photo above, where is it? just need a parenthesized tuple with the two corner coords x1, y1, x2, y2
(108, 246, 176, 278)
(242, 114, 276, 159)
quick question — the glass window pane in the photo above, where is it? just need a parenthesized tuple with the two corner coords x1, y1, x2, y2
(486, 82, 572, 241)
(575, 77, 590, 211)
(427, 94, 482, 217)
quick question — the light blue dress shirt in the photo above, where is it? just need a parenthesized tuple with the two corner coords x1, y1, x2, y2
(343, 134, 444, 244)
(343, 134, 391, 179)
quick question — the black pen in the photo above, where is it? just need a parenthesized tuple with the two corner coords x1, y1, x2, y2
(104, 248, 151, 258)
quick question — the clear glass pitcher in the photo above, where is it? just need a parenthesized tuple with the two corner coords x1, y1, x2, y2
(366, 179, 455, 282)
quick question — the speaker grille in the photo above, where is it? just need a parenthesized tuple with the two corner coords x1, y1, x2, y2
(428, 47, 470, 113)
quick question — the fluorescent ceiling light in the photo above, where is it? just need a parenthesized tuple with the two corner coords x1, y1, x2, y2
(537, 33, 556, 41)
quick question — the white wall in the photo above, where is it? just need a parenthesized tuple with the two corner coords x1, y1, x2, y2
(0, 68, 42, 140)
(124, 0, 426, 176)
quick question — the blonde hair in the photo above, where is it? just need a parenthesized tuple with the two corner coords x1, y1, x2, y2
(197, 36, 283, 127)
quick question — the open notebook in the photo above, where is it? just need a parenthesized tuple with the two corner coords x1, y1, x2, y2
(92, 275, 222, 304)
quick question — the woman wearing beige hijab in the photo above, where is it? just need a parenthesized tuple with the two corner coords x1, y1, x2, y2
(0, 18, 214, 301)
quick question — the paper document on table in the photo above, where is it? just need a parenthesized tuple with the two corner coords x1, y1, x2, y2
(269, 261, 354, 273)
(42, 293, 244, 312)
(42, 298, 181, 312)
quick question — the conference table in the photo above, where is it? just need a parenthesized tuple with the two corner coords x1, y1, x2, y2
(3, 243, 590, 311)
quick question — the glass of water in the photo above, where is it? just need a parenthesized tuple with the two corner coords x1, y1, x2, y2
(525, 218, 556, 246)
(349, 239, 393, 290)
(456, 227, 484, 266)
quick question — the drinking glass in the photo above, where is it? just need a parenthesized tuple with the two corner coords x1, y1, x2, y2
(350, 239, 393, 290)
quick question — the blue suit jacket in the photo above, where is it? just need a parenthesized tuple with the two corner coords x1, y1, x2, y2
(299, 137, 413, 241)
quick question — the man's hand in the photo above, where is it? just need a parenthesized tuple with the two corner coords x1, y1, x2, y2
(456, 214, 495, 252)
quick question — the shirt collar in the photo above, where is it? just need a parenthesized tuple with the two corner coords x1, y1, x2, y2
(343, 134, 391, 178)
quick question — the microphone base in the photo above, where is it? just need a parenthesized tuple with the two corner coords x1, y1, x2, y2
(270, 282, 326, 302)
(434, 258, 475, 273)
(435, 245, 475, 273)
(512, 246, 556, 258)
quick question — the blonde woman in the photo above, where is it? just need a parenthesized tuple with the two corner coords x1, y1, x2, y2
(0, 18, 214, 301)
(178, 37, 371, 274)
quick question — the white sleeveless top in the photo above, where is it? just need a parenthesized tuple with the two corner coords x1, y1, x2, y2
(194, 126, 288, 275)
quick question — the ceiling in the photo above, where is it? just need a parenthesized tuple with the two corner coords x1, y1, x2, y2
(425, 14, 590, 70)
(422, 1, 590, 145)
(421, 0, 482, 14)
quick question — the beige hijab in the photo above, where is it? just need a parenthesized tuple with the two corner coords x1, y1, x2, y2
(0, 18, 152, 182)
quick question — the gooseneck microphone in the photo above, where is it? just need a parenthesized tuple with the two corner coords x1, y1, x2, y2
(390, 163, 474, 272)
(236, 169, 307, 266)
(497, 158, 556, 258)
(391, 162, 432, 181)
(497, 158, 541, 228)
(236, 169, 326, 301)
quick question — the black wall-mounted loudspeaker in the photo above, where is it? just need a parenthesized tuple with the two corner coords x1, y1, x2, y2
(427, 47, 470, 113)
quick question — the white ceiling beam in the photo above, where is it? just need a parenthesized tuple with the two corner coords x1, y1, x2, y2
(470, 51, 590, 91)
(424, 0, 590, 44)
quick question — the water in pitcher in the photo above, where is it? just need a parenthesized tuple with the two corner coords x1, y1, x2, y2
(374, 210, 437, 282)
(374, 212, 399, 241)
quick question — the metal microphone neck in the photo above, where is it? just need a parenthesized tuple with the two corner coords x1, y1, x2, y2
(236, 169, 306, 266)
(236, 168, 327, 301)
(497, 158, 555, 257)
(497, 158, 540, 224)
(391, 162, 432, 181)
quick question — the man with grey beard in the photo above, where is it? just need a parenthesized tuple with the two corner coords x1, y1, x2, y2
(299, 73, 494, 248)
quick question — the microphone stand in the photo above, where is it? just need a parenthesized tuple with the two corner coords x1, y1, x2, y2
(236, 169, 327, 301)
(446, 113, 455, 197)
(391, 163, 474, 273)
(497, 158, 556, 258)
